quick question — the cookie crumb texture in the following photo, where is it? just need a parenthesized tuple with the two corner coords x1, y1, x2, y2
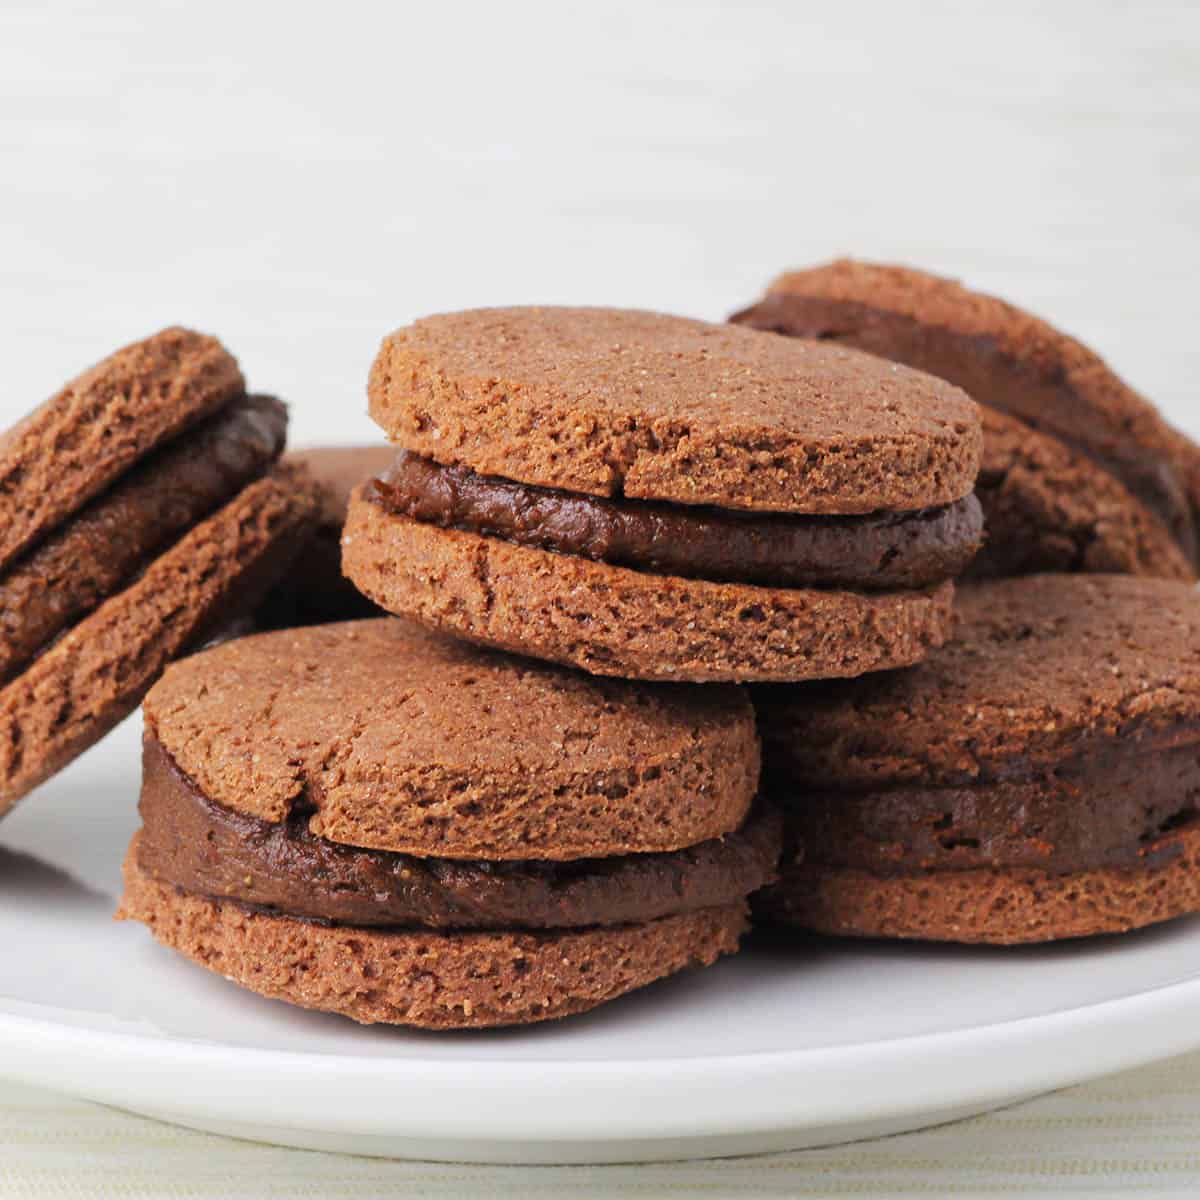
(969, 408, 1193, 580)
(119, 853, 747, 1028)
(0, 467, 319, 812)
(369, 306, 982, 514)
(756, 574, 1200, 788)
(342, 494, 956, 684)
(0, 327, 244, 574)
(762, 822, 1200, 944)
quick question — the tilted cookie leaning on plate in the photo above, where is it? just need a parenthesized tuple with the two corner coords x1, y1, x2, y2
(0, 329, 319, 816)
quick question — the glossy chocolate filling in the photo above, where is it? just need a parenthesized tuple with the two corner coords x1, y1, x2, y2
(0, 395, 286, 686)
(370, 452, 983, 591)
(769, 735, 1200, 876)
(732, 293, 1199, 565)
(136, 735, 783, 931)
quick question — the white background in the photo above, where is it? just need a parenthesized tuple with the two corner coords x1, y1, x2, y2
(1, 0, 1197, 446)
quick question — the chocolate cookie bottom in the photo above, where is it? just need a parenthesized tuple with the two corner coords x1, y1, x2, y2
(759, 818, 1200, 945)
(342, 492, 957, 684)
(119, 851, 748, 1029)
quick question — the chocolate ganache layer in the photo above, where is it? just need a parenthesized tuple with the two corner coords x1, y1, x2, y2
(370, 452, 983, 591)
(137, 735, 783, 931)
(770, 734, 1200, 876)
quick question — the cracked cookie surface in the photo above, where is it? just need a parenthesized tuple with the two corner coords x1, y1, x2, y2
(143, 618, 760, 859)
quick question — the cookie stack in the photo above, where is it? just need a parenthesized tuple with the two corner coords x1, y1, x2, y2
(112, 285, 1200, 1028)
(120, 306, 986, 1028)
(736, 262, 1200, 944)
(119, 621, 776, 1028)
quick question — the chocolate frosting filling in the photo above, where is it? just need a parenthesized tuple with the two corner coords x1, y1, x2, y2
(733, 293, 1199, 565)
(0, 395, 286, 685)
(136, 735, 783, 931)
(371, 451, 983, 590)
(769, 735, 1200, 876)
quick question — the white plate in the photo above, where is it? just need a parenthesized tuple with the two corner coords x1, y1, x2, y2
(3, 718, 1200, 1163)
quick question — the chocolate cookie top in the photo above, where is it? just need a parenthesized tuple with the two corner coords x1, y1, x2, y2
(144, 619, 759, 860)
(732, 260, 1200, 560)
(0, 327, 244, 574)
(369, 307, 982, 515)
(754, 574, 1200, 788)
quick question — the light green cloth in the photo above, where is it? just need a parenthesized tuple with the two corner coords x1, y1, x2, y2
(4, 1054, 1200, 1197)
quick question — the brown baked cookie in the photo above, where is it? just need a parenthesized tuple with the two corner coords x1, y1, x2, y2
(732, 260, 1200, 581)
(143, 619, 759, 858)
(970, 408, 1192, 580)
(120, 619, 773, 1028)
(0, 328, 243, 574)
(256, 446, 394, 629)
(119, 854, 748, 1030)
(0, 335, 320, 816)
(764, 825, 1200, 946)
(753, 574, 1200, 944)
(344, 307, 984, 682)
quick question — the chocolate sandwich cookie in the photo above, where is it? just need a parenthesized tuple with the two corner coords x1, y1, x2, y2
(0, 329, 319, 814)
(732, 260, 1199, 581)
(119, 620, 775, 1028)
(342, 307, 984, 682)
(256, 446, 394, 628)
(754, 574, 1200, 944)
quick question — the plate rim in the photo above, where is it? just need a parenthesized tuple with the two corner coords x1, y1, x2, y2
(3, 969, 1200, 1142)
